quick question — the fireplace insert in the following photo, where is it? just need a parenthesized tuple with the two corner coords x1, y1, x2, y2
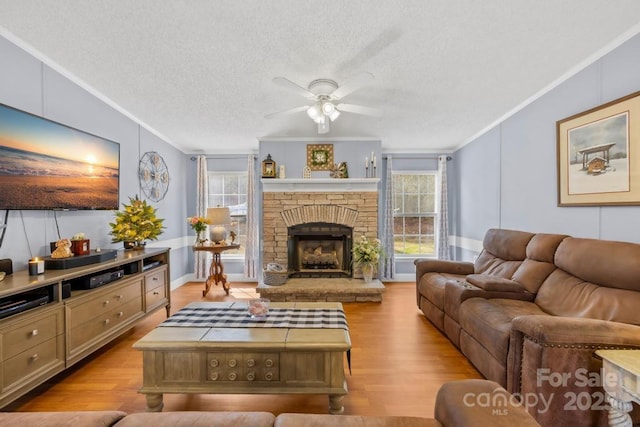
(288, 223, 352, 278)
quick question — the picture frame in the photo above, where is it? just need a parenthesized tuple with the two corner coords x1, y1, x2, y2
(306, 144, 334, 171)
(557, 90, 640, 206)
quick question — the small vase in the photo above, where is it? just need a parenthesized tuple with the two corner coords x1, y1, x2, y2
(195, 231, 205, 246)
(361, 264, 374, 283)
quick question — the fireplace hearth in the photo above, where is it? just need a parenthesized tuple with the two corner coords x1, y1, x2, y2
(288, 223, 352, 278)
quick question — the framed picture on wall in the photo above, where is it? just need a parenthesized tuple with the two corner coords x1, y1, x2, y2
(557, 90, 640, 206)
(306, 144, 334, 171)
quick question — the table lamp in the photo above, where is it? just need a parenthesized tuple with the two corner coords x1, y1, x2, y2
(207, 207, 231, 244)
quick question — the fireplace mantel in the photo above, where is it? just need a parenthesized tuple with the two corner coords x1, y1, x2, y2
(261, 178, 379, 193)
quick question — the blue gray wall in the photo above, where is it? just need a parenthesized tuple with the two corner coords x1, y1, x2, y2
(452, 32, 640, 261)
(0, 35, 190, 284)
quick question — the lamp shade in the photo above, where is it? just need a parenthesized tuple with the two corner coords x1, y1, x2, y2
(207, 207, 231, 225)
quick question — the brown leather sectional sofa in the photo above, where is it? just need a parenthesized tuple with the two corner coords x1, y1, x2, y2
(0, 380, 540, 426)
(415, 228, 640, 427)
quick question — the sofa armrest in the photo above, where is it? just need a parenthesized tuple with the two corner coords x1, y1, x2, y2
(444, 279, 535, 323)
(414, 259, 474, 282)
(434, 379, 540, 427)
(465, 274, 527, 292)
(507, 315, 640, 426)
(511, 315, 640, 346)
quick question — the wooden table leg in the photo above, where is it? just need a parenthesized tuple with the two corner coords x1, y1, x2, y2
(328, 394, 345, 414)
(203, 256, 216, 297)
(145, 393, 164, 412)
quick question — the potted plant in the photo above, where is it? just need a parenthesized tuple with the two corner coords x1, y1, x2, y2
(352, 235, 384, 282)
(70, 232, 90, 256)
(110, 196, 165, 249)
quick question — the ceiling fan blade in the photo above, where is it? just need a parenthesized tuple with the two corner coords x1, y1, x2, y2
(264, 105, 309, 119)
(330, 72, 374, 100)
(336, 103, 382, 117)
(272, 77, 317, 100)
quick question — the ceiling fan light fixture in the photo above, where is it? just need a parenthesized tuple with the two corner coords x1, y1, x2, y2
(321, 101, 335, 115)
(307, 103, 322, 121)
(318, 119, 329, 134)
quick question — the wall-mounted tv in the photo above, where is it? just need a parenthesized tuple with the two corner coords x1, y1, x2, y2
(0, 103, 120, 210)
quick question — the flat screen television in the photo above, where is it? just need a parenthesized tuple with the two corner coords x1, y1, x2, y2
(0, 103, 120, 210)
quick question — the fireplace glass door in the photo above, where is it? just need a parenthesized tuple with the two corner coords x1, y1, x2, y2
(288, 223, 352, 278)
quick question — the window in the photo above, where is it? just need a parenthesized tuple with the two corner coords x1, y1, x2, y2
(392, 172, 437, 256)
(208, 172, 247, 255)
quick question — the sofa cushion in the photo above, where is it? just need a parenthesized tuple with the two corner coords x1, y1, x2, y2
(510, 233, 567, 293)
(114, 411, 275, 427)
(458, 298, 546, 363)
(554, 236, 640, 291)
(434, 380, 540, 427)
(535, 269, 640, 325)
(0, 411, 127, 427)
(474, 229, 534, 277)
(275, 413, 440, 426)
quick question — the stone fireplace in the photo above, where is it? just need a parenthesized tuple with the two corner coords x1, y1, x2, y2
(261, 179, 379, 275)
(259, 178, 384, 302)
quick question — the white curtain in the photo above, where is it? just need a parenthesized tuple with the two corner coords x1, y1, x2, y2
(437, 155, 450, 260)
(382, 156, 395, 279)
(244, 154, 259, 279)
(195, 156, 209, 279)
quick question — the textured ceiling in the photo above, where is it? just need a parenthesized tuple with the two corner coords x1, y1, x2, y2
(1, 1, 640, 154)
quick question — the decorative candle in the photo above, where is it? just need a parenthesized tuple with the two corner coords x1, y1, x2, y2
(373, 154, 376, 167)
(28, 257, 44, 275)
(28, 259, 37, 275)
(365, 156, 368, 167)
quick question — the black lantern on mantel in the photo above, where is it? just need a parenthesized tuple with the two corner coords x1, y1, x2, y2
(262, 154, 277, 178)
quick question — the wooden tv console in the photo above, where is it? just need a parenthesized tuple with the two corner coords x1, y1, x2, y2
(0, 247, 171, 408)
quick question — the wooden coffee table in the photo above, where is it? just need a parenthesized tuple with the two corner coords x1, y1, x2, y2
(134, 301, 351, 414)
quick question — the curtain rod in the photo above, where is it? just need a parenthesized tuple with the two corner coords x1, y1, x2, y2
(383, 155, 452, 160)
(190, 155, 256, 161)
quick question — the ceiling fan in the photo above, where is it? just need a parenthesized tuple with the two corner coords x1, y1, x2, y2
(265, 72, 382, 134)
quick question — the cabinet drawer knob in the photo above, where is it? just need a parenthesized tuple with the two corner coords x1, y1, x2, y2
(31, 353, 39, 362)
(116, 294, 124, 300)
(152, 277, 159, 281)
(153, 291, 159, 295)
(103, 300, 110, 305)
(104, 319, 110, 325)
(30, 329, 38, 337)
(117, 311, 124, 317)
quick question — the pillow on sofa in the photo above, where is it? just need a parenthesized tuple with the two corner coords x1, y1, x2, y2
(465, 274, 528, 293)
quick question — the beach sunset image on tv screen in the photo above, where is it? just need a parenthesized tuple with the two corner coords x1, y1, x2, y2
(0, 104, 120, 210)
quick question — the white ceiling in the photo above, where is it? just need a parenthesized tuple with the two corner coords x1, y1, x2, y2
(1, 1, 640, 154)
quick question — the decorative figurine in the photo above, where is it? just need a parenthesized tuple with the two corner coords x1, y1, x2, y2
(330, 162, 349, 179)
(51, 239, 74, 259)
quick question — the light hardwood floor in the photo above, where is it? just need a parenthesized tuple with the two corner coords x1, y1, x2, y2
(7, 281, 481, 418)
